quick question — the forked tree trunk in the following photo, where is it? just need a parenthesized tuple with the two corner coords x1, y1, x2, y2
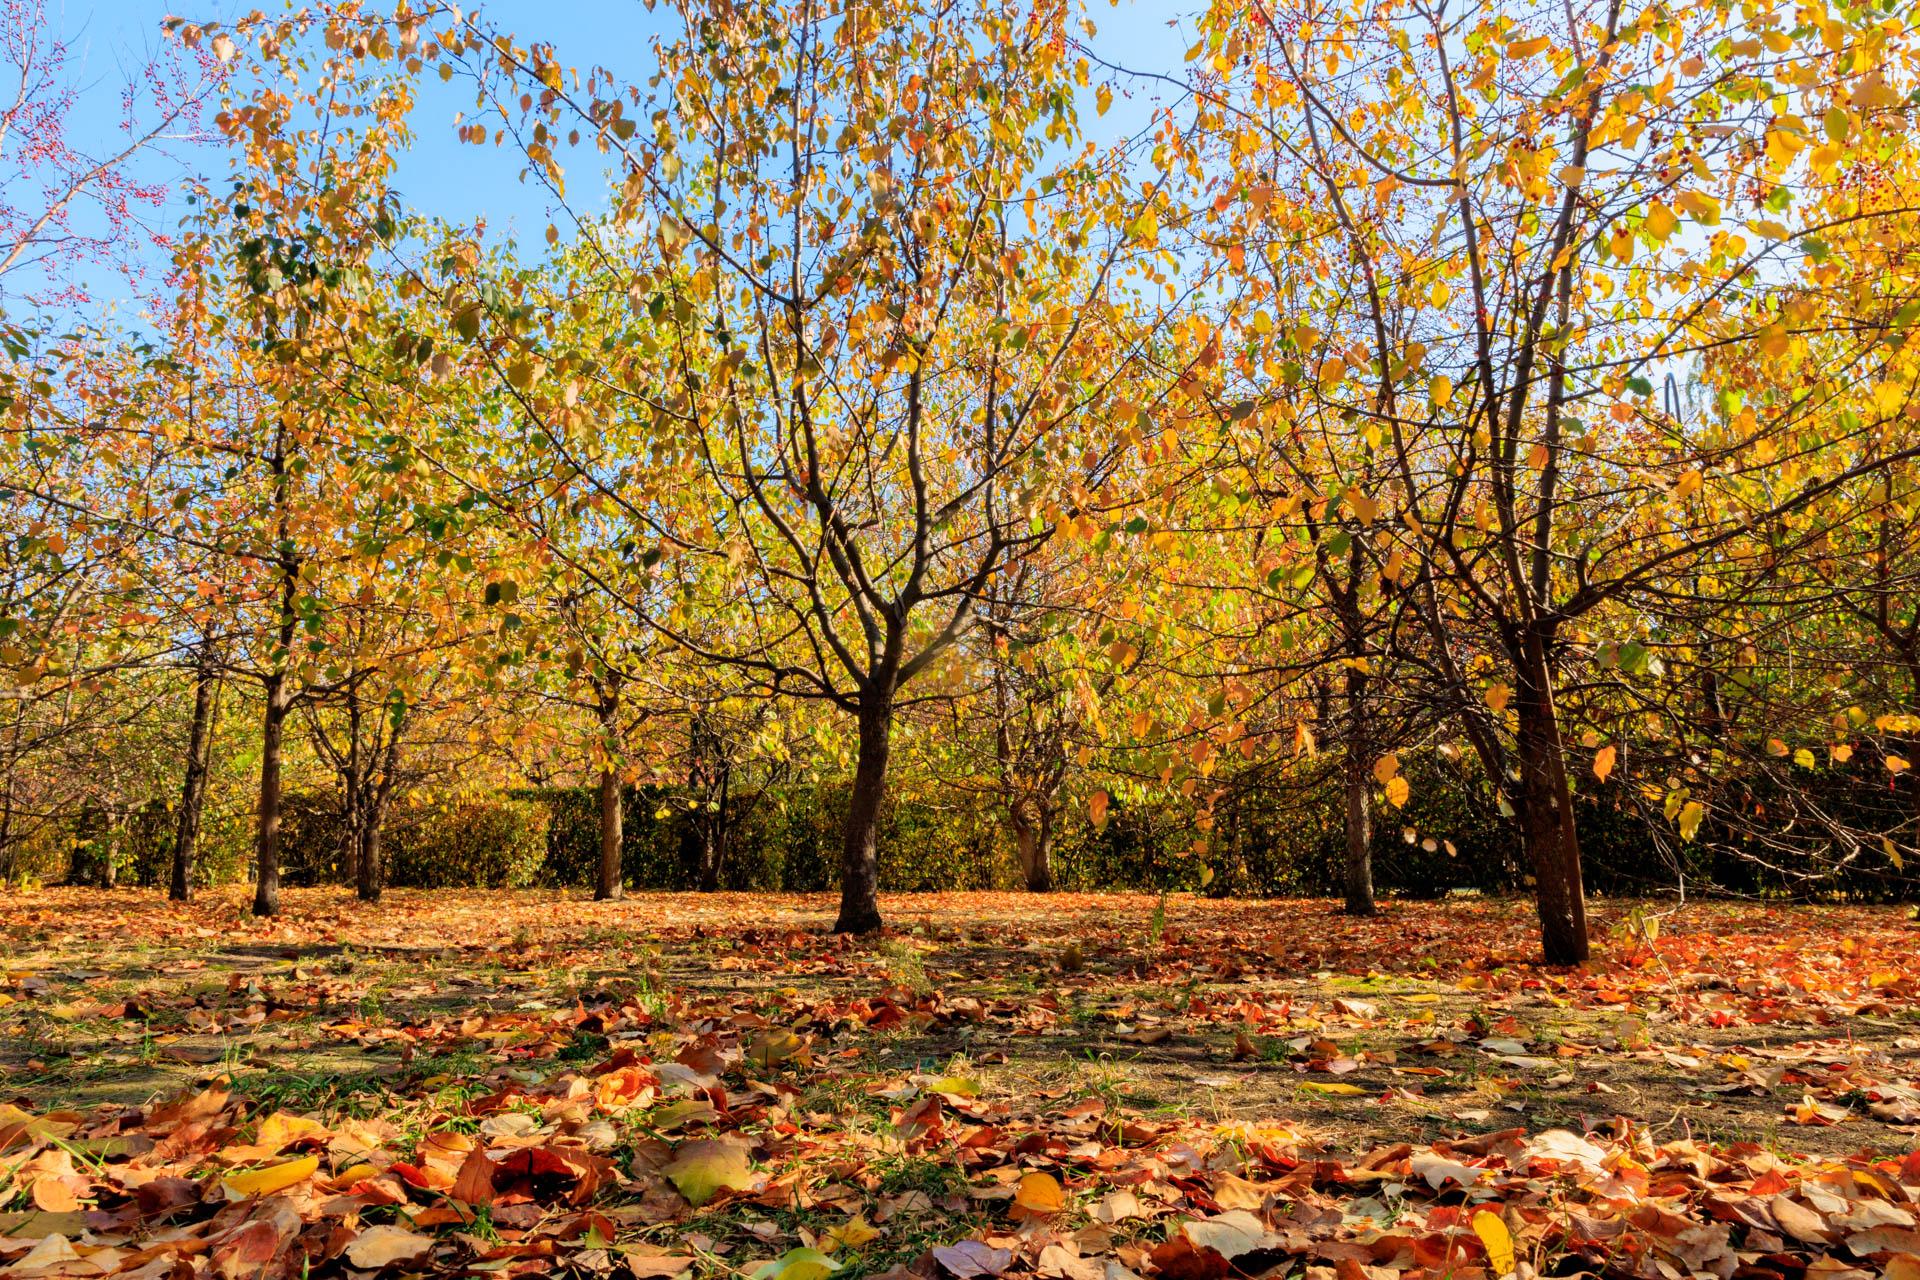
(1342, 664, 1375, 916)
(1012, 802, 1055, 892)
(170, 647, 219, 902)
(253, 672, 290, 917)
(834, 693, 892, 933)
(1515, 639, 1588, 964)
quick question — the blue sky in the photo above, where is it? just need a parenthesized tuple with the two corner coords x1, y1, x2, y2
(37, 0, 1194, 321)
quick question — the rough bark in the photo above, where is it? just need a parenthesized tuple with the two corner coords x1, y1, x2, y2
(834, 694, 891, 933)
(169, 645, 219, 902)
(1515, 638, 1589, 964)
(1341, 664, 1375, 916)
(1011, 802, 1054, 892)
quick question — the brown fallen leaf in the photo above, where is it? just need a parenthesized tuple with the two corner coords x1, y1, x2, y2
(933, 1240, 1015, 1278)
(346, 1224, 437, 1268)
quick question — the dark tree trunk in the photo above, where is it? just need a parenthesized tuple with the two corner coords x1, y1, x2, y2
(594, 683, 624, 901)
(253, 672, 289, 917)
(170, 645, 219, 902)
(357, 813, 384, 902)
(694, 825, 726, 892)
(358, 737, 400, 903)
(1342, 664, 1375, 916)
(255, 447, 298, 918)
(689, 716, 730, 892)
(834, 693, 892, 933)
(339, 691, 364, 890)
(1515, 638, 1588, 964)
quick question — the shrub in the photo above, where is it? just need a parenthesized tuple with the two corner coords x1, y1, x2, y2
(385, 797, 550, 889)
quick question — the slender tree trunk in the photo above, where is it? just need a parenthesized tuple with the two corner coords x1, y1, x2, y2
(255, 434, 298, 919)
(592, 682, 624, 900)
(1342, 664, 1375, 915)
(254, 673, 290, 917)
(1515, 636, 1588, 964)
(357, 737, 400, 903)
(695, 824, 727, 892)
(340, 691, 364, 889)
(169, 645, 219, 902)
(834, 692, 892, 933)
(596, 765, 623, 900)
(1, 760, 17, 884)
(357, 809, 384, 902)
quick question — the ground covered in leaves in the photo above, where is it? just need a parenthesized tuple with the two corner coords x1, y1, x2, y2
(4, 889, 1920, 1280)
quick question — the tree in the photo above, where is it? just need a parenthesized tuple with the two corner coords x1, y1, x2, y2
(1191, 0, 1920, 960)
(395, 0, 1196, 930)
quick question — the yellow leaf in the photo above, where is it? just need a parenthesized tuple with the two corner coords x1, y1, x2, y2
(1301, 1081, 1367, 1095)
(923, 1075, 979, 1098)
(1473, 1210, 1516, 1276)
(827, 1217, 880, 1251)
(664, 1139, 756, 1207)
(1013, 1171, 1066, 1217)
(753, 1248, 842, 1280)
(1889, 756, 1912, 774)
(1372, 753, 1401, 784)
(1385, 776, 1410, 809)
(1506, 35, 1550, 56)
(1676, 190, 1721, 226)
(1484, 682, 1512, 714)
(1643, 203, 1678, 242)
(255, 1111, 328, 1152)
(1677, 801, 1705, 841)
(1431, 375, 1454, 408)
(1088, 790, 1110, 829)
(1824, 106, 1852, 144)
(222, 1154, 320, 1199)
(1096, 83, 1113, 117)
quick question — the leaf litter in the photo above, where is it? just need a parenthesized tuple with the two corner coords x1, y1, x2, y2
(3, 888, 1920, 1279)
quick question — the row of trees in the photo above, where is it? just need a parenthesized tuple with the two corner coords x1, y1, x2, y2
(5, 0, 1920, 962)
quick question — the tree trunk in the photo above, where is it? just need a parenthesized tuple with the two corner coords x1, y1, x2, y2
(358, 737, 400, 903)
(1342, 664, 1375, 915)
(1515, 640, 1588, 964)
(357, 812, 384, 902)
(253, 673, 289, 917)
(595, 763, 624, 901)
(695, 825, 726, 892)
(834, 693, 892, 933)
(1012, 802, 1055, 892)
(169, 646, 219, 902)
(340, 691, 364, 889)
(592, 683, 624, 900)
